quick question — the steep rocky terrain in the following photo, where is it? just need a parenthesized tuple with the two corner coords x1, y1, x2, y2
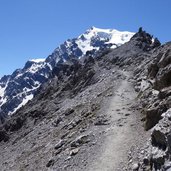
(133, 42, 171, 170)
(0, 27, 134, 121)
(1, 28, 171, 171)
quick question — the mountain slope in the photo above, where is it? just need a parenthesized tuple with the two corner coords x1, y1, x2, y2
(0, 29, 163, 171)
(0, 27, 134, 121)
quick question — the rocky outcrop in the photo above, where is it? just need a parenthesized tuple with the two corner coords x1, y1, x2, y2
(148, 43, 171, 90)
(139, 109, 171, 170)
(132, 39, 171, 169)
(0, 128, 9, 142)
(131, 27, 161, 51)
(133, 42, 171, 131)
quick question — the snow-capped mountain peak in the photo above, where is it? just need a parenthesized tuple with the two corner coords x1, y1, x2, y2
(76, 27, 134, 55)
(82, 26, 134, 41)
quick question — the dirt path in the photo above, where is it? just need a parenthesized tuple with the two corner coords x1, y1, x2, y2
(87, 71, 146, 171)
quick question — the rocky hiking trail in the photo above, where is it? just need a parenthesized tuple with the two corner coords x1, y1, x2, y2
(0, 69, 150, 171)
(87, 70, 149, 171)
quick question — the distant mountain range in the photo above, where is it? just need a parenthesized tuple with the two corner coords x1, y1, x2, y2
(0, 27, 134, 121)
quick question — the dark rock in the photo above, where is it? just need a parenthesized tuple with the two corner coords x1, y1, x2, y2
(9, 117, 25, 132)
(29, 109, 47, 118)
(158, 49, 171, 68)
(94, 116, 109, 126)
(54, 139, 65, 150)
(71, 135, 89, 147)
(149, 49, 171, 90)
(152, 156, 165, 170)
(0, 128, 9, 142)
(55, 148, 62, 156)
(46, 159, 55, 167)
(139, 109, 171, 170)
(154, 65, 171, 90)
(151, 129, 167, 150)
(144, 106, 167, 130)
(64, 108, 75, 116)
(143, 158, 149, 165)
(125, 113, 130, 116)
(138, 27, 143, 33)
(131, 28, 153, 51)
(153, 38, 161, 48)
(167, 133, 171, 153)
(84, 56, 95, 67)
(148, 62, 159, 78)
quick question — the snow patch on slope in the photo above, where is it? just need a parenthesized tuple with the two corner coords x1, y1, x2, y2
(29, 58, 45, 63)
(9, 94, 34, 115)
(28, 62, 45, 74)
(0, 86, 6, 98)
(0, 80, 9, 106)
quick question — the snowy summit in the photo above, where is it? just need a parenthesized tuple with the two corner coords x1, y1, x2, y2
(76, 26, 135, 53)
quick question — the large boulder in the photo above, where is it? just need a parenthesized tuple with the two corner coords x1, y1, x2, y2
(154, 64, 171, 90)
(144, 105, 167, 130)
(158, 49, 171, 68)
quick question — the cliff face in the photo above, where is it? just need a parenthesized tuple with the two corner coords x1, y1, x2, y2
(1, 29, 171, 171)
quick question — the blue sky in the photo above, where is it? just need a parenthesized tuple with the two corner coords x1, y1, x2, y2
(0, 0, 170, 77)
